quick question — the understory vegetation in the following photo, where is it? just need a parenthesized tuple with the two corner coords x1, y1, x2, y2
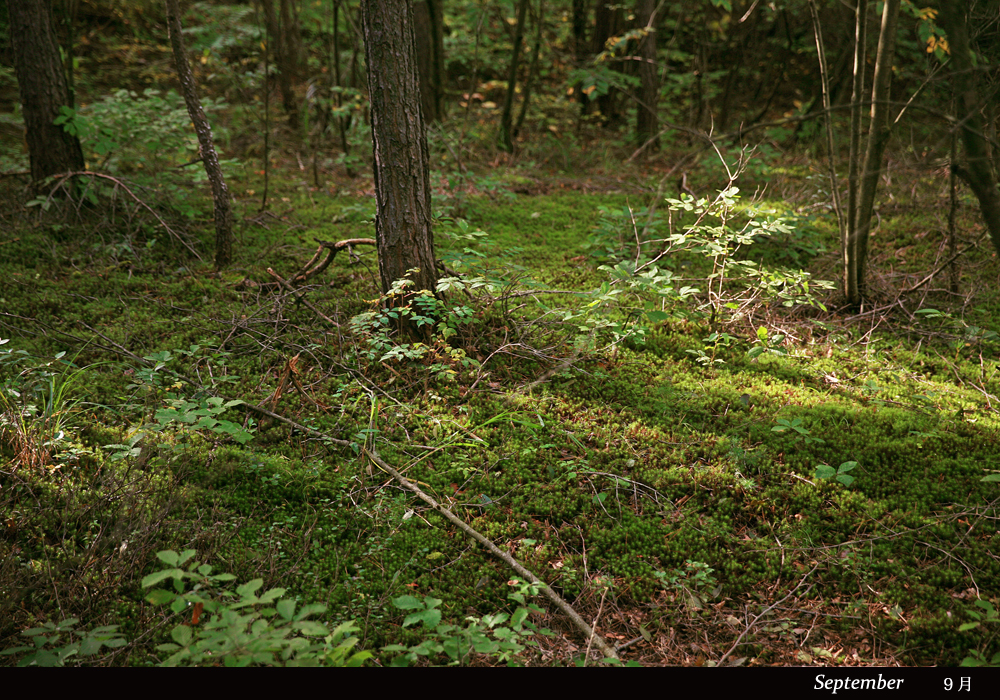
(2, 1, 1000, 668)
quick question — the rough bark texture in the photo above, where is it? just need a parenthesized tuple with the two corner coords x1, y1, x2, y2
(414, 0, 446, 123)
(164, 0, 234, 269)
(939, 3, 1000, 259)
(848, 0, 899, 305)
(634, 0, 658, 153)
(8, 0, 85, 184)
(361, 0, 438, 298)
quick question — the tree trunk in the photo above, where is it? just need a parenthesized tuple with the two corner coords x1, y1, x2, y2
(164, 0, 234, 269)
(262, 0, 300, 130)
(414, 0, 446, 123)
(592, 0, 625, 126)
(633, 0, 658, 153)
(498, 0, 530, 153)
(361, 0, 438, 300)
(847, 0, 899, 305)
(514, 0, 545, 139)
(571, 0, 589, 113)
(939, 3, 1000, 259)
(845, 0, 868, 293)
(8, 0, 85, 184)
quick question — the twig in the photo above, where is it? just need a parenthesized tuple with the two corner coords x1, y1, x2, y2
(47, 171, 202, 260)
(266, 267, 340, 327)
(716, 565, 819, 666)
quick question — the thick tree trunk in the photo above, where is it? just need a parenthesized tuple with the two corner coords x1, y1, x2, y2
(361, 0, 438, 299)
(8, 0, 85, 184)
(939, 4, 1000, 259)
(634, 0, 658, 153)
(847, 0, 899, 305)
(164, 0, 234, 269)
(414, 0, 446, 123)
(498, 0, 530, 153)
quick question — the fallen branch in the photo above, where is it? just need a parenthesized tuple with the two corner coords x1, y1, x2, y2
(361, 447, 621, 662)
(62, 330, 620, 662)
(291, 237, 376, 284)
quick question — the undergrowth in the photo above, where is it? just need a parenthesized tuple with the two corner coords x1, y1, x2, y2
(2, 142, 999, 667)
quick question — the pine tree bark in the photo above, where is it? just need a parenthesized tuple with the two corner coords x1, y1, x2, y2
(164, 0, 234, 269)
(8, 0, 85, 184)
(361, 0, 438, 300)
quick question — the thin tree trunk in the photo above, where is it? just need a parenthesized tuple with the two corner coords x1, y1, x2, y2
(807, 0, 844, 241)
(846, 0, 868, 293)
(165, 0, 234, 268)
(414, 0, 446, 123)
(848, 0, 899, 305)
(634, 0, 658, 153)
(592, 0, 625, 126)
(262, 0, 300, 130)
(572, 0, 588, 114)
(498, 0, 530, 153)
(8, 0, 85, 185)
(361, 0, 438, 302)
(939, 3, 1000, 259)
(513, 0, 545, 139)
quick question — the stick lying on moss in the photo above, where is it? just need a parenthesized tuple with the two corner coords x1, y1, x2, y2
(243, 403, 620, 663)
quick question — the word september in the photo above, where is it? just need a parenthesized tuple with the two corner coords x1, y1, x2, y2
(814, 675, 904, 694)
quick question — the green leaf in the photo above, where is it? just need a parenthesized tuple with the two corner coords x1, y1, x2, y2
(403, 608, 442, 629)
(156, 550, 180, 567)
(815, 465, 836, 480)
(170, 625, 192, 646)
(236, 579, 264, 597)
(277, 599, 296, 620)
(145, 589, 175, 605)
(392, 595, 426, 610)
(142, 568, 182, 588)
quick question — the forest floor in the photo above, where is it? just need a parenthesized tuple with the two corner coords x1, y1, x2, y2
(2, 125, 1000, 667)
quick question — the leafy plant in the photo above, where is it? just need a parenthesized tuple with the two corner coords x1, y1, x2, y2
(772, 417, 825, 445)
(0, 340, 97, 472)
(348, 276, 481, 380)
(142, 550, 371, 667)
(958, 598, 1000, 667)
(815, 461, 858, 487)
(382, 579, 551, 666)
(654, 560, 719, 611)
(747, 325, 788, 360)
(0, 618, 126, 667)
